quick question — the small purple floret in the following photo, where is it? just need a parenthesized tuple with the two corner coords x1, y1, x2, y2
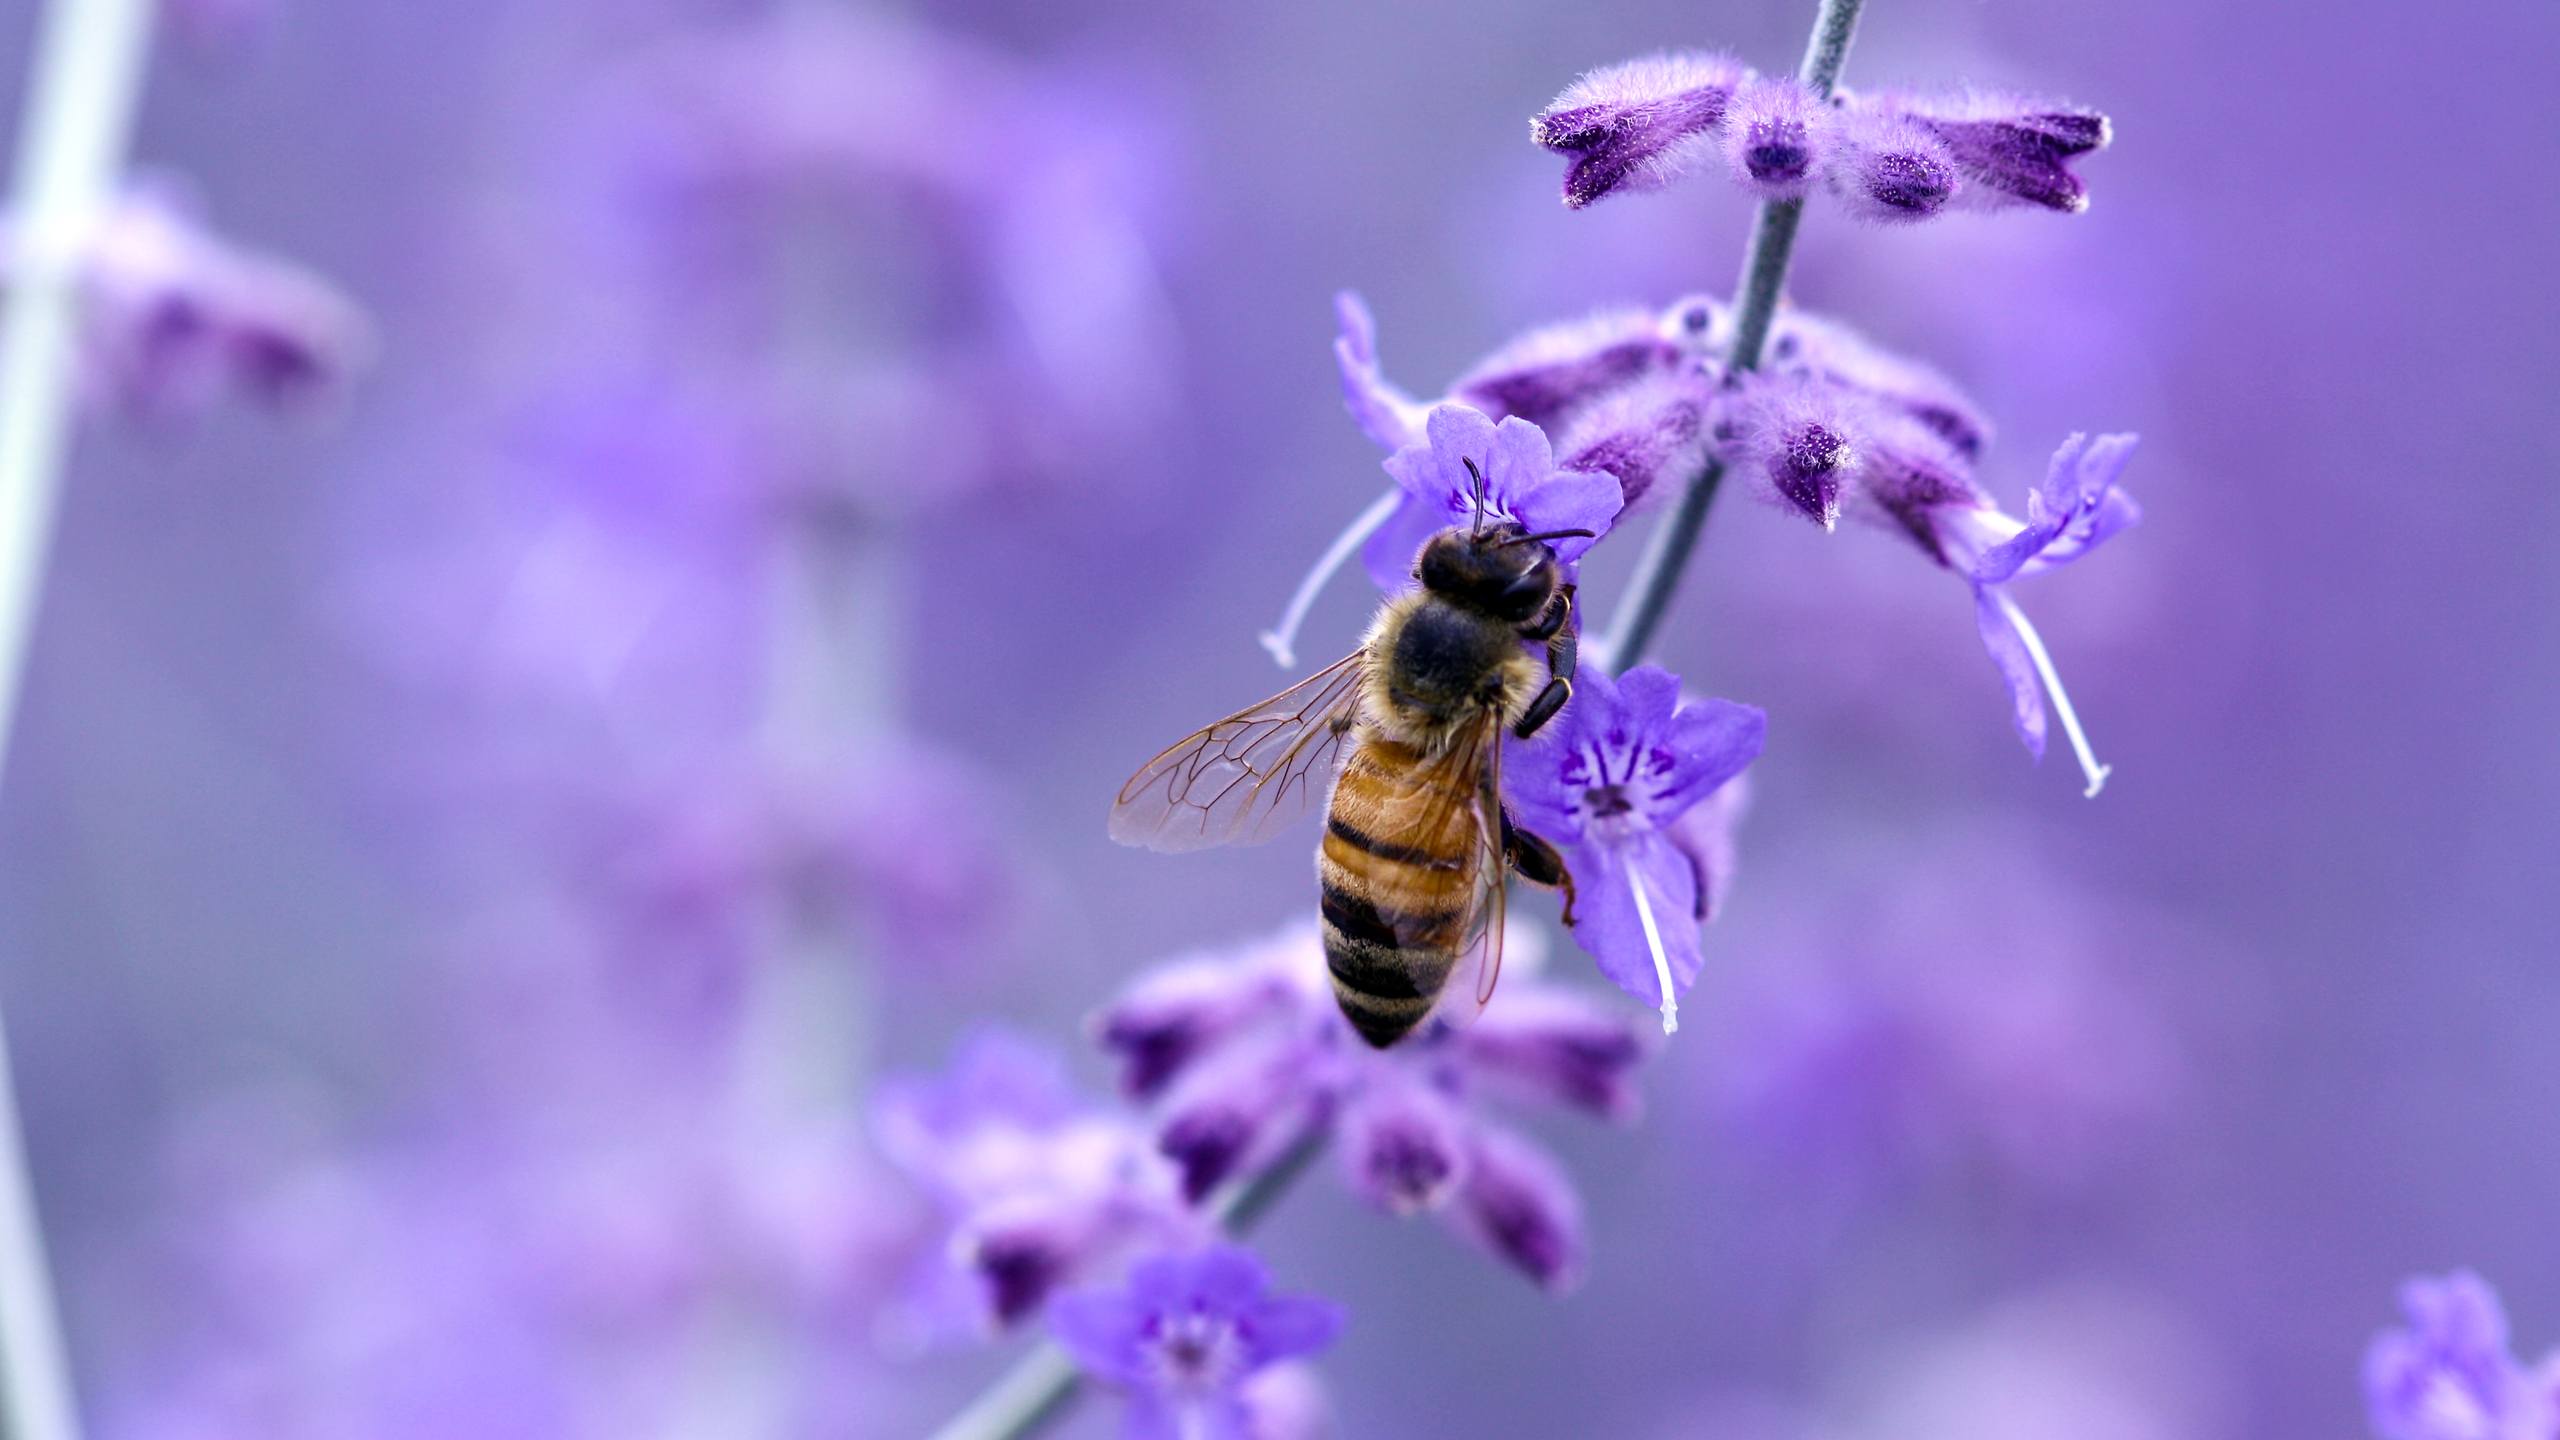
(1532, 52, 1746, 208)
(1049, 1245, 1344, 1440)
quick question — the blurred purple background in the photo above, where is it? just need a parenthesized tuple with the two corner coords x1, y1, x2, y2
(1, 0, 2556, 1435)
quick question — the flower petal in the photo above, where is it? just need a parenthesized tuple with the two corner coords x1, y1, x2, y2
(1444, 1124, 1586, 1291)
(1332, 291, 1427, 451)
(1973, 584, 2049, 759)
(1240, 1294, 1346, 1367)
(1565, 834, 1703, 1011)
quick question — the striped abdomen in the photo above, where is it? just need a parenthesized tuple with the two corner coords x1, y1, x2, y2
(1318, 736, 1485, 1047)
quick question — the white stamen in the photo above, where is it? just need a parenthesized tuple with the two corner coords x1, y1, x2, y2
(1257, 486, 1401, 669)
(1991, 587, 2112, 798)
(1620, 849, 1679, 1035)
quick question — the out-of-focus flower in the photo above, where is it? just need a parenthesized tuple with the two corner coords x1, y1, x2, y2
(1530, 52, 1748, 209)
(1092, 922, 1654, 1292)
(2366, 1272, 2560, 1440)
(1049, 1245, 1343, 1440)
(1362, 404, 1621, 591)
(1703, 833, 2182, 1197)
(1506, 666, 1765, 1034)
(1854, 426, 2140, 795)
(874, 1029, 1197, 1337)
(593, 7, 1181, 525)
(0, 179, 371, 418)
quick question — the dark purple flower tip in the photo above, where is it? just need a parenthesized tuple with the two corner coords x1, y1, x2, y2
(1153, 1038, 1319, 1204)
(1091, 954, 1296, 1102)
(1048, 1246, 1344, 1418)
(1532, 52, 1747, 208)
(1824, 109, 1959, 222)
(1448, 307, 1679, 433)
(1720, 74, 1824, 198)
(1556, 370, 1718, 516)
(1336, 1073, 1471, 1215)
(1894, 91, 2112, 213)
(1445, 1126, 1586, 1292)
(961, 1214, 1079, 1326)
(1733, 379, 1866, 531)
(1457, 984, 1653, 1122)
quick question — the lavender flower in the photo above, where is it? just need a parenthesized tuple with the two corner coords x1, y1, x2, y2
(1732, 376, 1865, 529)
(1361, 404, 1622, 592)
(1533, 57, 2111, 220)
(1049, 1245, 1344, 1440)
(1823, 107, 1959, 222)
(873, 1029, 1196, 1334)
(1854, 425, 2140, 795)
(1886, 90, 2112, 213)
(1, 179, 371, 418)
(1554, 370, 1719, 513)
(2366, 1273, 2560, 1440)
(1092, 922, 1653, 1291)
(1531, 52, 1746, 209)
(1722, 74, 1825, 197)
(1506, 666, 1765, 1035)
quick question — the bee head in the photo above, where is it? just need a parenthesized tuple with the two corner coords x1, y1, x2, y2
(1416, 522, 1578, 624)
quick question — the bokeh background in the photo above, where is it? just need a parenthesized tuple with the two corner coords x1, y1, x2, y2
(1, 0, 2556, 1436)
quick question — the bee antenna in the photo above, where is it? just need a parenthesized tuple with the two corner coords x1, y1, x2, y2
(1496, 527, 1598, 549)
(1462, 456, 1487, 538)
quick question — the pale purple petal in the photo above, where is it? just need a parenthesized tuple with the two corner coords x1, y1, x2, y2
(1653, 698, 1767, 819)
(1456, 984, 1651, 1122)
(1974, 585, 2049, 759)
(1238, 1295, 1345, 1368)
(1450, 306, 1677, 430)
(1555, 369, 1717, 513)
(1887, 89, 2111, 213)
(1565, 832, 1704, 1011)
(1049, 1290, 1151, 1383)
(1332, 291, 1427, 451)
(1359, 493, 1448, 594)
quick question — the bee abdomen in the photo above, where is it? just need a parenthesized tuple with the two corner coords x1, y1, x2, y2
(1318, 857, 1470, 1050)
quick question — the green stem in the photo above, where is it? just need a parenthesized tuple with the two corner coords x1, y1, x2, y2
(924, 1133, 1326, 1440)
(1596, 0, 1868, 673)
(0, 3, 157, 1438)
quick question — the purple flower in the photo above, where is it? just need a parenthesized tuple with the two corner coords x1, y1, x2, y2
(2366, 1273, 2560, 1440)
(1731, 377, 1866, 530)
(5, 180, 372, 418)
(1823, 108, 1959, 222)
(1445, 1125, 1586, 1292)
(1049, 1245, 1344, 1440)
(1092, 922, 1655, 1290)
(1532, 52, 1745, 208)
(873, 1029, 1195, 1334)
(1722, 74, 1825, 198)
(1362, 404, 1622, 592)
(1506, 666, 1765, 1034)
(1888, 90, 2112, 213)
(1331, 291, 1430, 452)
(1855, 426, 2140, 795)
(1767, 309, 1992, 460)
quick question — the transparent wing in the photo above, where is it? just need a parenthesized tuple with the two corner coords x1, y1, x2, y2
(1466, 716, 1511, 1011)
(1109, 650, 1368, 853)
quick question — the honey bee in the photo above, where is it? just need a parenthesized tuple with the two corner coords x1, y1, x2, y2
(1111, 463, 1588, 1047)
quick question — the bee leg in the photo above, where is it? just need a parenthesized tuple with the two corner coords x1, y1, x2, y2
(1512, 677, 1572, 739)
(1502, 814, 1578, 926)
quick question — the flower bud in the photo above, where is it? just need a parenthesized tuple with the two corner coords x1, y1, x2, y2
(1555, 369, 1717, 513)
(1445, 1125, 1586, 1292)
(1720, 74, 1823, 198)
(1449, 307, 1678, 432)
(1531, 52, 1746, 208)
(1899, 92, 2110, 213)
(1336, 1071, 1472, 1215)
(1824, 108, 1959, 222)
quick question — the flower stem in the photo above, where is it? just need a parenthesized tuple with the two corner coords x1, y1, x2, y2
(925, 1131, 1327, 1440)
(0, 2, 157, 1438)
(1595, 0, 1867, 673)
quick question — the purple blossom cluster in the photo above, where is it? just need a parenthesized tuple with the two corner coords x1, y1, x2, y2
(2367, 1274, 2560, 1440)
(1532, 51, 2109, 220)
(1092, 922, 1657, 1291)
(1319, 283, 2138, 803)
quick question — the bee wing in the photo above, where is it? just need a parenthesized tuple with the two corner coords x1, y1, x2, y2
(1109, 650, 1369, 853)
(1466, 712, 1510, 1010)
